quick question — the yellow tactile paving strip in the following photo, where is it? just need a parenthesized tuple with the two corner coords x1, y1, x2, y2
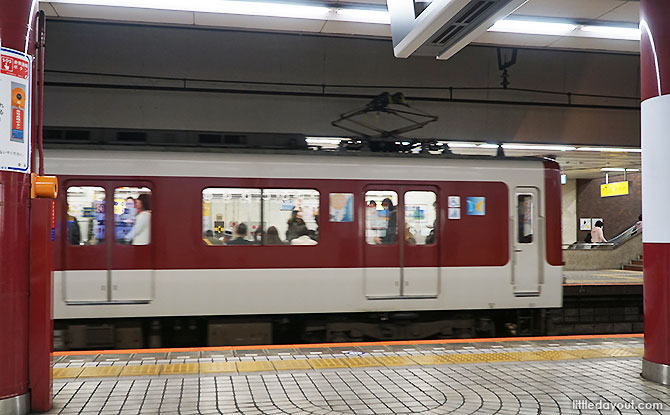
(52, 347, 644, 379)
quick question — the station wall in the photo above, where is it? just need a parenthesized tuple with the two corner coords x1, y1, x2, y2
(43, 20, 641, 146)
(561, 179, 577, 245)
(576, 173, 641, 241)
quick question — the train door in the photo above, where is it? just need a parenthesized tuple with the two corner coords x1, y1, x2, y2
(363, 186, 440, 298)
(109, 183, 154, 302)
(512, 187, 542, 296)
(63, 182, 108, 303)
(63, 181, 153, 303)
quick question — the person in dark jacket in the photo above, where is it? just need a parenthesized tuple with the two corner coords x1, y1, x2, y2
(67, 215, 81, 245)
(228, 223, 254, 245)
(286, 209, 306, 242)
(380, 198, 397, 244)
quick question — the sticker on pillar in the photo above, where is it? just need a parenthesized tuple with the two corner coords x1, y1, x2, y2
(448, 196, 460, 208)
(11, 83, 25, 142)
(466, 197, 485, 215)
(0, 47, 31, 173)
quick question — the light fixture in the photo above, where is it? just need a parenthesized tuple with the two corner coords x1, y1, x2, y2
(305, 137, 344, 145)
(447, 142, 478, 148)
(502, 144, 577, 151)
(580, 25, 640, 41)
(601, 168, 640, 172)
(488, 19, 577, 36)
(48, 0, 331, 20)
(335, 8, 390, 24)
(560, 174, 567, 184)
(578, 147, 642, 153)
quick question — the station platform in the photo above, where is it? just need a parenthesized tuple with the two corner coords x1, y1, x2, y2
(563, 269, 643, 285)
(44, 334, 668, 414)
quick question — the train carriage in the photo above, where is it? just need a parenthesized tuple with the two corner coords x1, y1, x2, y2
(47, 148, 562, 343)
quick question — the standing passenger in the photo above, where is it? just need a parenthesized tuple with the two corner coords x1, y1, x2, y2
(126, 193, 151, 245)
(379, 198, 397, 244)
(590, 220, 607, 243)
(286, 209, 306, 242)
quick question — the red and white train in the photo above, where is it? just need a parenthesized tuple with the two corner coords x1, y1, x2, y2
(46, 148, 563, 345)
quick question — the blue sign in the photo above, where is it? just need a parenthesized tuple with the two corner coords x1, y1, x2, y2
(466, 197, 485, 216)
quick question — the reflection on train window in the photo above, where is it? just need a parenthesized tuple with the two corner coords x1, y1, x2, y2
(202, 188, 262, 245)
(404, 191, 437, 245)
(263, 189, 319, 245)
(365, 191, 398, 245)
(518, 194, 534, 244)
(114, 187, 152, 245)
(66, 186, 105, 246)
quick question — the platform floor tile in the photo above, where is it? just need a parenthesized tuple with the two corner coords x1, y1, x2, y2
(236, 360, 275, 372)
(120, 364, 162, 376)
(271, 359, 312, 371)
(45, 357, 670, 415)
(78, 366, 123, 378)
(199, 362, 237, 374)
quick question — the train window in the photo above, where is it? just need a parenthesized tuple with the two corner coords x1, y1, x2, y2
(365, 191, 398, 245)
(404, 191, 437, 245)
(263, 189, 319, 245)
(66, 186, 106, 246)
(114, 187, 152, 245)
(202, 188, 262, 245)
(518, 194, 534, 244)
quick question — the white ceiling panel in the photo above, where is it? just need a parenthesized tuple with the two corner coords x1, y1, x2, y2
(321, 20, 390, 37)
(50, 4, 194, 24)
(194, 12, 326, 33)
(41, 3, 59, 16)
(475, 32, 557, 48)
(513, 0, 628, 19)
(549, 36, 640, 53)
(597, 1, 639, 23)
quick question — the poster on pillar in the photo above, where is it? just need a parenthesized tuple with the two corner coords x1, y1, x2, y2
(0, 47, 31, 173)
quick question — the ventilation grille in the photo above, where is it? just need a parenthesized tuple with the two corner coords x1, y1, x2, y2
(427, 0, 503, 47)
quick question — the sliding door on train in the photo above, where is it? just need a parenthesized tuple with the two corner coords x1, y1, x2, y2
(363, 186, 440, 298)
(63, 180, 154, 303)
(512, 187, 542, 296)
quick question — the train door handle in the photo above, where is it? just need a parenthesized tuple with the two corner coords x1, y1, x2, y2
(514, 249, 522, 252)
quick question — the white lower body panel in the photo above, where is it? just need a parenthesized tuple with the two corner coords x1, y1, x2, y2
(54, 265, 563, 319)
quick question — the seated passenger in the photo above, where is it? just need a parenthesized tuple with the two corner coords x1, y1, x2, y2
(286, 209, 306, 242)
(222, 228, 233, 244)
(265, 226, 284, 245)
(203, 230, 223, 245)
(228, 223, 254, 245)
(290, 225, 317, 245)
(252, 227, 264, 245)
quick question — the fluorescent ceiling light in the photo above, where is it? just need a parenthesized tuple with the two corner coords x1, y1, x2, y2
(336, 8, 390, 24)
(47, 0, 332, 19)
(601, 168, 640, 172)
(580, 25, 640, 41)
(503, 144, 576, 151)
(578, 147, 642, 153)
(447, 142, 478, 148)
(488, 19, 577, 36)
(305, 137, 344, 145)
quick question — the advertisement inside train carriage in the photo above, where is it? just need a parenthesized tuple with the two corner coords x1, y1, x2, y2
(0, 48, 31, 173)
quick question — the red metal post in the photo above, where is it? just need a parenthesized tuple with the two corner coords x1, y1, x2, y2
(0, 0, 40, 413)
(641, 0, 670, 385)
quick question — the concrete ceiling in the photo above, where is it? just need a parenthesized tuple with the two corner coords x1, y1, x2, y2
(41, 0, 640, 54)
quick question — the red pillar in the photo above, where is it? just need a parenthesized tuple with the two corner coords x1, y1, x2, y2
(0, 0, 37, 413)
(641, 0, 670, 385)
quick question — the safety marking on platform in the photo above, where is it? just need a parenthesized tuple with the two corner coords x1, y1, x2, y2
(600, 348, 643, 357)
(410, 355, 455, 365)
(272, 359, 312, 371)
(536, 350, 581, 360)
(567, 349, 612, 359)
(53, 367, 84, 379)
(345, 357, 383, 368)
(162, 363, 199, 375)
(120, 364, 162, 376)
(236, 361, 275, 372)
(199, 362, 237, 374)
(375, 356, 416, 366)
(79, 366, 124, 378)
(485, 352, 545, 362)
(308, 358, 349, 369)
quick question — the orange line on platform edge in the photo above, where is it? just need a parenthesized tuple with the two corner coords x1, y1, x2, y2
(53, 333, 644, 356)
